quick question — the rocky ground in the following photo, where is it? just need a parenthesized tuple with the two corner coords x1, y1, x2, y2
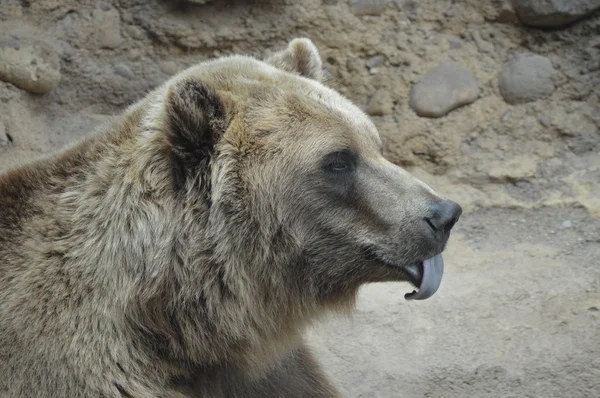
(1, 0, 599, 397)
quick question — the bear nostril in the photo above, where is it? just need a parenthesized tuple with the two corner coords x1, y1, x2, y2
(426, 199, 462, 235)
(425, 217, 437, 232)
(444, 217, 458, 234)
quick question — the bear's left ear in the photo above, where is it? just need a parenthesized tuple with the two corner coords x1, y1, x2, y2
(164, 79, 228, 188)
(266, 38, 323, 81)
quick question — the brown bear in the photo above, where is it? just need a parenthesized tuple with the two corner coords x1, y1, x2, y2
(0, 38, 461, 397)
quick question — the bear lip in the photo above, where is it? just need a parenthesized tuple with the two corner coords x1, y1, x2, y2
(402, 262, 424, 287)
(365, 246, 444, 300)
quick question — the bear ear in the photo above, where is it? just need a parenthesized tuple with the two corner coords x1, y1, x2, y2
(164, 79, 228, 189)
(266, 38, 324, 81)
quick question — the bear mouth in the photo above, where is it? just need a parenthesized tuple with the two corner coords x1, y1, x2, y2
(402, 255, 444, 300)
(371, 251, 444, 301)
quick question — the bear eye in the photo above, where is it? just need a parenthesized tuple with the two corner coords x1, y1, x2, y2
(323, 150, 356, 173)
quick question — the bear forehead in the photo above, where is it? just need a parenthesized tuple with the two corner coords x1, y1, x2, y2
(186, 55, 381, 150)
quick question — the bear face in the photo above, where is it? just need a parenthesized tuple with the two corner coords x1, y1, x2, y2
(152, 38, 461, 315)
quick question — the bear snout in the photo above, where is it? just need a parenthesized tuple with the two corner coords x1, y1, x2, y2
(424, 199, 462, 237)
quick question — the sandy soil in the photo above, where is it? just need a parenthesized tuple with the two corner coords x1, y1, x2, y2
(1, 1, 599, 397)
(309, 205, 600, 397)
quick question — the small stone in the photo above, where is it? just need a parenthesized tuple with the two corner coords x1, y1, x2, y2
(409, 61, 479, 118)
(369, 67, 380, 75)
(365, 54, 385, 69)
(498, 53, 555, 104)
(159, 61, 178, 76)
(589, 306, 599, 312)
(561, 220, 572, 229)
(0, 33, 61, 94)
(346, 57, 363, 73)
(538, 114, 552, 127)
(513, 0, 600, 27)
(114, 63, 134, 79)
(367, 89, 394, 116)
(449, 37, 464, 49)
(126, 25, 144, 40)
(92, 7, 123, 49)
(350, 0, 391, 15)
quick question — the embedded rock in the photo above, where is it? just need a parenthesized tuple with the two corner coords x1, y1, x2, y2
(498, 53, 555, 104)
(409, 61, 479, 118)
(0, 33, 61, 94)
(513, 0, 600, 27)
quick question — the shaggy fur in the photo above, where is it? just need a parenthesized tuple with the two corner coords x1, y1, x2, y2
(0, 38, 456, 397)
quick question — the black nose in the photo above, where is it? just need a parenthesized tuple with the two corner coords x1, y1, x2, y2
(425, 199, 462, 234)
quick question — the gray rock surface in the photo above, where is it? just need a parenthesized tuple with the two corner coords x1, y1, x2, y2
(513, 0, 600, 27)
(367, 89, 394, 116)
(350, 0, 392, 15)
(499, 53, 555, 104)
(365, 54, 385, 69)
(114, 63, 135, 79)
(0, 33, 61, 94)
(409, 61, 479, 118)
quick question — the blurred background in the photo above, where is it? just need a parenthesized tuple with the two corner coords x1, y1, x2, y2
(0, 1, 598, 397)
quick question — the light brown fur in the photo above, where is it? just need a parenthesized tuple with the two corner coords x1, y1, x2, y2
(0, 39, 457, 397)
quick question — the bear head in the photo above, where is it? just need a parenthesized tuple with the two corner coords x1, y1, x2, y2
(137, 38, 461, 363)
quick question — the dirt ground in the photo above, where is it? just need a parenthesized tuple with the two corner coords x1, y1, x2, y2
(1, 1, 599, 397)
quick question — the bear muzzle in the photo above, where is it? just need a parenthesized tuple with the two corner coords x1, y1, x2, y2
(400, 199, 460, 300)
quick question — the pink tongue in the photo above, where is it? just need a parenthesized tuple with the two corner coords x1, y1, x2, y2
(405, 254, 444, 300)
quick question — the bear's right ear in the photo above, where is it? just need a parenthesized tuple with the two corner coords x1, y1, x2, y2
(266, 38, 324, 81)
(164, 79, 228, 189)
